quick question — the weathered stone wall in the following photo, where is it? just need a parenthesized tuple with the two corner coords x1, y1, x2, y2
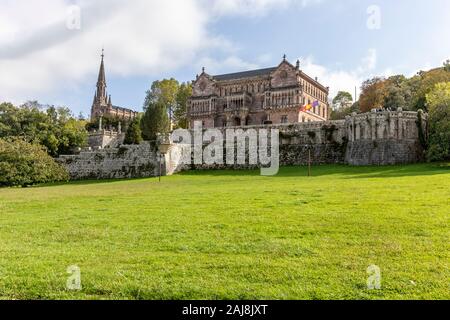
(57, 142, 158, 180)
(58, 110, 427, 180)
(344, 110, 426, 165)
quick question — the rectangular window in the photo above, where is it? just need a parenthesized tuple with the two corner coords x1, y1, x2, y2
(281, 115, 288, 124)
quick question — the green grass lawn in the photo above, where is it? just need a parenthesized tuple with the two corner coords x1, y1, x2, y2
(0, 164, 449, 300)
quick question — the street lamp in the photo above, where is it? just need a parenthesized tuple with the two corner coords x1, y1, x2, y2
(157, 134, 172, 182)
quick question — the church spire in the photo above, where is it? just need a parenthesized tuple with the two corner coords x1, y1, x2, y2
(96, 48, 107, 100)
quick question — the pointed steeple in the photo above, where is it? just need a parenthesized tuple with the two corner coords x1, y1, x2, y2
(96, 49, 107, 101)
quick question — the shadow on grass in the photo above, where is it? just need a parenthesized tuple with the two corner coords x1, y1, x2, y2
(178, 163, 450, 179)
(34, 176, 159, 188)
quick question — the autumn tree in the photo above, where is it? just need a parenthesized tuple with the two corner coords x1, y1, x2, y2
(359, 77, 387, 112)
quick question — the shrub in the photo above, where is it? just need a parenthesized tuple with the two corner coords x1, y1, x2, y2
(0, 138, 69, 187)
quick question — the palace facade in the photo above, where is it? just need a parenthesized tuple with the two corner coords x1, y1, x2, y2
(90, 51, 139, 121)
(188, 56, 330, 128)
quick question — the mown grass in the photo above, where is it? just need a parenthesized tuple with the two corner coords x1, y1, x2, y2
(0, 163, 449, 300)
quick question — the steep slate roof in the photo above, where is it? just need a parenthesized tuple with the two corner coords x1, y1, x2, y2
(212, 67, 277, 81)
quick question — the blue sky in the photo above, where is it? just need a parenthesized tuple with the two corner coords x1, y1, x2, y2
(0, 0, 449, 116)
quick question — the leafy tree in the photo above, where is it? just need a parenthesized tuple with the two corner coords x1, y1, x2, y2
(332, 91, 353, 109)
(0, 138, 69, 187)
(425, 82, 450, 162)
(410, 67, 450, 111)
(444, 59, 450, 72)
(359, 77, 387, 112)
(124, 116, 143, 145)
(0, 102, 88, 156)
(174, 82, 192, 129)
(382, 75, 412, 110)
(140, 101, 170, 141)
(145, 79, 180, 127)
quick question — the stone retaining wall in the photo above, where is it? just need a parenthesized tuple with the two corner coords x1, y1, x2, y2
(57, 109, 427, 179)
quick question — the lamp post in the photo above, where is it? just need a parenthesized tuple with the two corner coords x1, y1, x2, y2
(157, 134, 171, 182)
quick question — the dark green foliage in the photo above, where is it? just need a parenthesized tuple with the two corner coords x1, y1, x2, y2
(416, 110, 428, 151)
(140, 101, 170, 141)
(124, 116, 143, 145)
(86, 114, 131, 132)
(174, 82, 193, 129)
(425, 82, 450, 162)
(0, 138, 69, 187)
(443, 59, 450, 72)
(0, 101, 88, 156)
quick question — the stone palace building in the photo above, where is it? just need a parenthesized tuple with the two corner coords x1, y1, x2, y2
(188, 55, 330, 128)
(90, 51, 139, 121)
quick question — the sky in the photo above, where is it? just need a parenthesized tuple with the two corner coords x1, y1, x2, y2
(0, 0, 449, 116)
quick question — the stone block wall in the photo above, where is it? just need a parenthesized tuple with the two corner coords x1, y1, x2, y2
(57, 142, 158, 180)
(58, 110, 427, 180)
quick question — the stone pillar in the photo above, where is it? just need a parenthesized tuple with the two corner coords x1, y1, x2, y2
(370, 111, 377, 140)
(355, 122, 361, 140)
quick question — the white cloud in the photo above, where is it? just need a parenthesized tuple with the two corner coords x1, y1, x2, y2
(0, 0, 212, 103)
(299, 48, 389, 102)
(0, 0, 323, 105)
(211, 0, 322, 17)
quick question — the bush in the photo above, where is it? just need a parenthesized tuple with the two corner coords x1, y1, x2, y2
(0, 138, 69, 187)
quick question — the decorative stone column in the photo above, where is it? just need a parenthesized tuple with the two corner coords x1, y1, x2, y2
(370, 109, 377, 141)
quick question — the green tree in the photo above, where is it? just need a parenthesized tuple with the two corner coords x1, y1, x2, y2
(140, 101, 170, 141)
(425, 82, 450, 162)
(332, 91, 353, 109)
(0, 102, 88, 156)
(0, 137, 69, 187)
(124, 116, 143, 145)
(174, 82, 192, 129)
(145, 79, 180, 127)
(383, 76, 411, 110)
(444, 59, 450, 72)
(410, 67, 450, 111)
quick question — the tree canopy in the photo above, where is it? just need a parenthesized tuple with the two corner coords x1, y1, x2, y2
(140, 100, 170, 141)
(0, 102, 88, 156)
(332, 91, 353, 110)
(426, 82, 450, 162)
(0, 137, 69, 187)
